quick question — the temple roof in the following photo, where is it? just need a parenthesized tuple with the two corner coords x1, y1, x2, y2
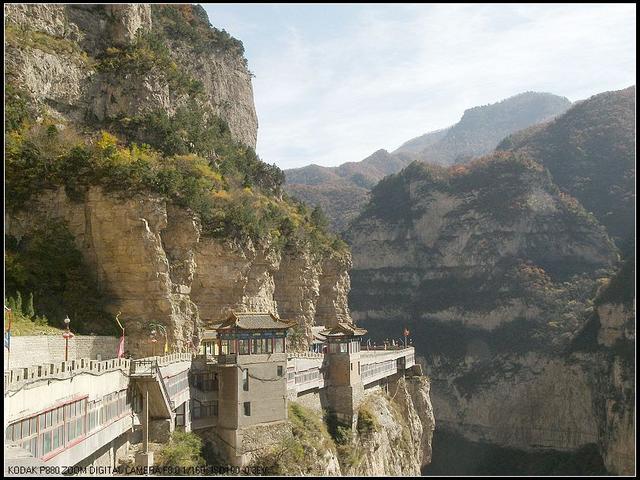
(320, 322, 367, 338)
(216, 312, 296, 331)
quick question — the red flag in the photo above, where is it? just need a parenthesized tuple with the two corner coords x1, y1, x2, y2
(117, 334, 125, 359)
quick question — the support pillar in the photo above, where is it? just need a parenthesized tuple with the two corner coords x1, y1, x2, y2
(135, 386, 154, 467)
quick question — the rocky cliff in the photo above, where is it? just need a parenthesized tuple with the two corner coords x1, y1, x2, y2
(568, 256, 636, 475)
(5, 186, 352, 353)
(5, 3, 258, 148)
(347, 88, 634, 474)
(249, 374, 435, 475)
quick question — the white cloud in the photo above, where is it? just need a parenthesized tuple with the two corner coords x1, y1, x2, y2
(209, 4, 636, 169)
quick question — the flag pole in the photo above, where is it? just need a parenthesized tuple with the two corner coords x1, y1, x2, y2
(5, 306, 13, 371)
(116, 311, 125, 359)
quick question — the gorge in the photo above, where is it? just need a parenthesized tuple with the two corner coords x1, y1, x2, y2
(3, 3, 635, 477)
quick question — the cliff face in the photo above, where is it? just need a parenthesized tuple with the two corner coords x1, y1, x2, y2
(5, 186, 352, 352)
(499, 87, 635, 250)
(250, 374, 435, 476)
(347, 155, 617, 332)
(569, 256, 636, 475)
(346, 88, 634, 473)
(4, 3, 258, 148)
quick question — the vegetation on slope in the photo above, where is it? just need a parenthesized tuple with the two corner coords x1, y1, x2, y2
(4, 4, 348, 333)
(359, 151, 603, 235)
(251, 403, 337, 475)
(151, 4, 246, 59)
(4, 293, 64, 336)
(498, 87, 635, 252)
(5, 221, 117, 336)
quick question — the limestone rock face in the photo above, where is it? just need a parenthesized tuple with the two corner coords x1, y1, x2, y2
(343, 375, 434, 475)
(4, 3, 257, 148)
(103, 4, 152, 46)
(428, 354, 599, 450)
(346, 149, 629, 472)
(582, 295, 635, 475)
(316, 254, 353, 328)
(5, 187, 353, 353)
(405, 374, 436, 465)
(596, 303, 635, 347)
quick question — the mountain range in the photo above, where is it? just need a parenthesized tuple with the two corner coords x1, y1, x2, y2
(285, 91, 572, 231)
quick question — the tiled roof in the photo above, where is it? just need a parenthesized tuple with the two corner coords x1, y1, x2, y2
(217, 312, 296, 331)
(321, 322, 367, 337)
(311, 326, 327, 341)
(202, 330, 218, 340)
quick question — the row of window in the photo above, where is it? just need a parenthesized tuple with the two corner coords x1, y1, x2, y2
(219, 337, 286, 355)
(87, 391, 128, 433)
(328, 340, 361, 354)
(191, 372, 218, 391)
(191, 400, 219, 420)
(361, 360, 396, 379)
(5, 390, 130, 459)
(294, 369, 323, 385)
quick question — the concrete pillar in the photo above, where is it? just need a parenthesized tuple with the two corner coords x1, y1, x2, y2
(135, 387, 154, 467)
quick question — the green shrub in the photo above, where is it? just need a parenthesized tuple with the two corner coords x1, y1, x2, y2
(156, 430, 205, 471)
(356, 404, 379, 436)
(97, 32, 202, 97)
(5, 84, 38, 132)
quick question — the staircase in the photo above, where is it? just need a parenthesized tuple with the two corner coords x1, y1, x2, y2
(130, 359, 174, 419)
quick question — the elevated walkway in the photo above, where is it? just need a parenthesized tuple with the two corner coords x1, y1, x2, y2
(130, 359, 174, 419)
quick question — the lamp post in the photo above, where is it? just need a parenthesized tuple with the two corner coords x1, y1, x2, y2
(62, 316, 74, 361)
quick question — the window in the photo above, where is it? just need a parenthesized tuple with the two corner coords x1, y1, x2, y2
(340, 343, 348, 353)
(238, 339, 250, 355)
(274, 337, 285, 353)
(220, 339, 237, 354)
(243, 402, 251, 416)
(277, 366, 283, 377)
(251, 337, 274, 355)
(191, 400, 218, 420)
(175, 402, 185, 427)
(242, 369, 249, 391)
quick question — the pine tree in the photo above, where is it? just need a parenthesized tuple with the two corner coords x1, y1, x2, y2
(26, 292, 35, 318)
(15, 291, 23, 316)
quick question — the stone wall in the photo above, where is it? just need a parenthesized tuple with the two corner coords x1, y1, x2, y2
(4, 335, 120, 369)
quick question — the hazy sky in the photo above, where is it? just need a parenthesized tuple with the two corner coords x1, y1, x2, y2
(201, 3, 636, 170)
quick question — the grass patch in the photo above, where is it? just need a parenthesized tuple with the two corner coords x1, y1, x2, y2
(4, 309, 62, 336)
